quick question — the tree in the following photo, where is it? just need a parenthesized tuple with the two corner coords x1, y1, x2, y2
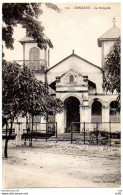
(17, 67, 64, 119)
(2, 60, 21, 158)
(2, 61, 64, 158)
(2, 3, 63, 158)
(103, 37, 121, 109)
(2, 60, 21, 120)
(2, 3, 60, 51)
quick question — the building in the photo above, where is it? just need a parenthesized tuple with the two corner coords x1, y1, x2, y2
(18, 21, 120, 134)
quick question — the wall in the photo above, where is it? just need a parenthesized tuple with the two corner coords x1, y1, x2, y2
(35, 72, 45, 82)
(101, 40, 115, 68)
(47, 55, 103, 93)
(103, 40, 115, 58)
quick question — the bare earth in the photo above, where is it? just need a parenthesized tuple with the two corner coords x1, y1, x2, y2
(2, 140, 121, 188)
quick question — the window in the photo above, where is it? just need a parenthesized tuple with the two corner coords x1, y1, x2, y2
(91, 100, 102, 122)
(69, 74, 74, 83)
(110, 101, 120, 122)
(29, 47, 40, 70)
(29, 47, 40, 61)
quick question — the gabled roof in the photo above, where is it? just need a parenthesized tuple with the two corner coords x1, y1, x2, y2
(47, 53, 102, 72)
(98, 26, 120, 47)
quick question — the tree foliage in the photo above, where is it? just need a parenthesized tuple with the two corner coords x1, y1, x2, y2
(2, 3, 62, 158)
(2, 3, 60, 50)
(103, 37, 121, 105)
(2, 3, 63, 120)
(2, 60, 64, 121)
(2, 60, 21, 120)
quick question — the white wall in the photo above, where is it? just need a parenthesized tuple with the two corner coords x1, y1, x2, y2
(47, 55, 103, 93)
(103, 40, 115, 58)
(35, 72, 45, 82)
(101, 40, 115, 68)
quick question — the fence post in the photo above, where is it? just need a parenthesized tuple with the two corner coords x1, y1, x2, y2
(30, 116, 33, 147)
(71, 124, 73, 144)
(18, 122, 21, 146)
(36, 122, 37, 141)
(56, 122, 57, 143)
(83, 122, 85, 144)
(6, 123, 8, 138)
(24, 135, 26, 146)
(109, 121, 111, 146)
(96, 122, 98, 145)
(46, 122, 48, 134)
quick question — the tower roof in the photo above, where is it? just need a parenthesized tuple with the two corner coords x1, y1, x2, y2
(19, 36, 34, 43)
(19, 35, 53, 48)
(98, 26, 120, 47)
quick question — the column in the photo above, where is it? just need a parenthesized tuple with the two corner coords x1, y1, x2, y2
(102, 106, 110, 132)
(15, 122, 22, 146)
(80, 105, 84, 132)
(41, 117, 47, 133)
(80, 105, 90, 132)
(102, 106, 110, 122)
(55, 111, 65, 134)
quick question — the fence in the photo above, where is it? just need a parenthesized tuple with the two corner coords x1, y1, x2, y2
(70, 122, 120, 146)
(2, 121, 57, 146)
(2, 121, 120, 146)
(22, 122, 57, 146)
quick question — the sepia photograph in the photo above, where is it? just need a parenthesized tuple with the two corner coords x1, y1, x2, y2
(2, 2, 121, 191)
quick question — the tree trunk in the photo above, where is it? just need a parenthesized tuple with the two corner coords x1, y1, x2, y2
(4, 119, 13, 158)
(4, 139, 9, 158)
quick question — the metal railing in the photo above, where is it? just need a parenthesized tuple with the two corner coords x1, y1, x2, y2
(15, 60, 47, 71)
(70, 122, 120, 146)
(2, 121, 57, 146)
(2, 121, 120, 146)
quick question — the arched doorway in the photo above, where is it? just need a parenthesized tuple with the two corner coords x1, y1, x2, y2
(64, 96, 80, 132)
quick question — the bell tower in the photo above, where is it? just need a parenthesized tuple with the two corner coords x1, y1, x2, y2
(19, 35, 53, 72)
(97, 17, 120, 69)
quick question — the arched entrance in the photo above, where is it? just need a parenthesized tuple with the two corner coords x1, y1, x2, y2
(64, 96, 80, 132)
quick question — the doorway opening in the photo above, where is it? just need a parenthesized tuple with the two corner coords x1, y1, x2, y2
(64, 96, 80, 132)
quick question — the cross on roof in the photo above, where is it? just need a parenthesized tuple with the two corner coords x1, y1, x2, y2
(112, 17, 116, 27)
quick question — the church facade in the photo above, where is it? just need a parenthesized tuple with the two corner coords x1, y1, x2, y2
(18, 24, 120, 134)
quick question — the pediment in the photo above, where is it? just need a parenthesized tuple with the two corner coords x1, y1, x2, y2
(56, 69, 87, 86)
(61, 69, 81, 78)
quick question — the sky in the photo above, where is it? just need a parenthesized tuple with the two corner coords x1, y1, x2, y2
(3, 2, 121, 68)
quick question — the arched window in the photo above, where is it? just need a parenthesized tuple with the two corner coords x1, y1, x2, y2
(29, 47, 40, 71)
(91, 100, 102, 122)
(110, 101, 120, 122)
(29, 47, 40, 61)
(69, 74, 74, 83)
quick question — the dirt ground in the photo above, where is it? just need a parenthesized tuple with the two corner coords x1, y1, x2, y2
(2, 140, 121, 188)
